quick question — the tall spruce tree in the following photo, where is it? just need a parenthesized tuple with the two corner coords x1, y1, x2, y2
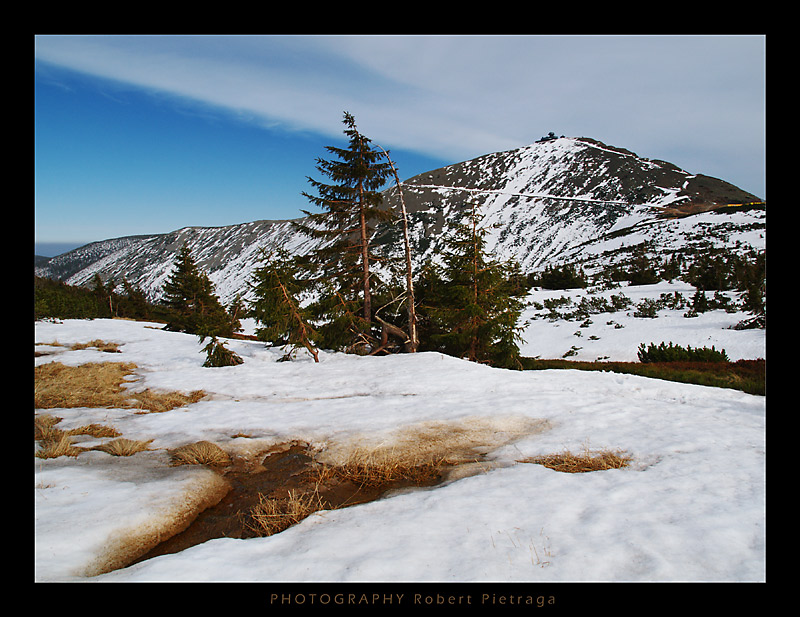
(161, 243, 240, 337)
(420, 203, 526, 369)
(294, 111, 393, 352)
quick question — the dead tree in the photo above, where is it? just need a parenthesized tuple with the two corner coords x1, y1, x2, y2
(374, 142, 419, 353)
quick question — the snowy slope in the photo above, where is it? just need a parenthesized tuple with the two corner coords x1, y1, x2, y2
(35, 137, 764, 306)
(34, 297, 765, 582)
(519, 280, 765, 362)
(386, 137, 763, 272)
(36, 219, 319, 306)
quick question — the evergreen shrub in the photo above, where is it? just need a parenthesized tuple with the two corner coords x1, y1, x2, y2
(532, 264, 587, 290)
(201, 337, 244, 368)
(637, 342, 729, 363)
(161, 243, 240, 338)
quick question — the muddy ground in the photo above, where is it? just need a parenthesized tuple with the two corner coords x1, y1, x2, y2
(131, 441, 455, 566)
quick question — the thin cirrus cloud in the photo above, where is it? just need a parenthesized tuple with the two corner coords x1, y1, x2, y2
(308, 34, 765, 170)
(35, 34, 765, 203)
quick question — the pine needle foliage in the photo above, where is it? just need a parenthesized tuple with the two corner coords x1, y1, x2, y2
(293, 111, 393, 351)
(161, 243, 240, 338)
(34, 275, 167, 321)
(201, 336, 244, 368)
(248, 248, 320, 362)
(419, 203, 526, 369)
(637, 341, 730, 363)
(532, 264, 588, 290)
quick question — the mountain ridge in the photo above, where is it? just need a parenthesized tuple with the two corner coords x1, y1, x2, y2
(35, 136, 764, 305)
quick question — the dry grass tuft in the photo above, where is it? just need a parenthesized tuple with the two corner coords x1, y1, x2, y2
(34, 361, 205, 412)
(66, 423, 122, 438)
(92, 438, 154, 457)
(242, 445, 454, 539)
(35, 414, 130, 458)
(128, 389, 206, 413)
(34, 414, 63, 441)
(243, 489, 326, 537)
(69, 340, 121, 353)
(520, 447, 632, 473)
(35, 340, 65, 357)
(36, 433, 84, 459)
(319, 447, 448, 487)
(169, 441, 231, 467)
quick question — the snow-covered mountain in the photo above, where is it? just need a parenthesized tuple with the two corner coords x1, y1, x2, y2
(35, 136, 764, 305)
(380, 136, 763, 273)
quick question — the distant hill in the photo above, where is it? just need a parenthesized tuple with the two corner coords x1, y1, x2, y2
(35, 136, 764, 305)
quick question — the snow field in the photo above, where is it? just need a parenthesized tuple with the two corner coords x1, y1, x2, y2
(34, 304, 765, 582)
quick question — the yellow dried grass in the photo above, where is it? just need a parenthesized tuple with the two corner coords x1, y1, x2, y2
(128, 389, 206, 414)
(34, 414, 63, 441)
(35, 414, 131, 458)
(66, 423, 122, 438)
(69, 340, 121, 353)
(92, 438, 154, 457)
(169, 441, 231, 467)
(36, 433, 84, 459)
(318, 447, 448, 487)
(520, 447, 631, 473)
(34, 361, 205, 412)
(243, 489, 326, 537)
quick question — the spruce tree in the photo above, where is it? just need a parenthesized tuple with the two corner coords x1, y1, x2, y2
(421, 203, 526, 369)
(535, 264, 588, 290)
(91, 274, 116, 317)
(119, 278, 152, 320)
(661, 253, 682, 282)
(294, 111, 393, 352)
(627, 249, 660, 286)
(248, 248, 320, 362)
(161, 243, 239, 337)
(201, 336, 244, 367)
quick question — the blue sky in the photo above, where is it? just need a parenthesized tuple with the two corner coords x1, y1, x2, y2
(34, 34, 766, 256)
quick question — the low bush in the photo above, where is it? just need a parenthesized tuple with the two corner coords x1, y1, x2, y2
(201, 337, 244, 368)
(521, 357, 765, 395)
(531, 264, 588, 290)
(637, 342, 729, 363)
(34, 275, 172, 322)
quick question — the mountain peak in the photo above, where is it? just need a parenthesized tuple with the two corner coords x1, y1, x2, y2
(36, 137, 764, 304)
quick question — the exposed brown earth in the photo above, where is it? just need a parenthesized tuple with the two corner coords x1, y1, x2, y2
(131, 441, 454, 566)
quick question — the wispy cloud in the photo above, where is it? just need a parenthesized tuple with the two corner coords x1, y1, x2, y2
(34, 34, 766, 195)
